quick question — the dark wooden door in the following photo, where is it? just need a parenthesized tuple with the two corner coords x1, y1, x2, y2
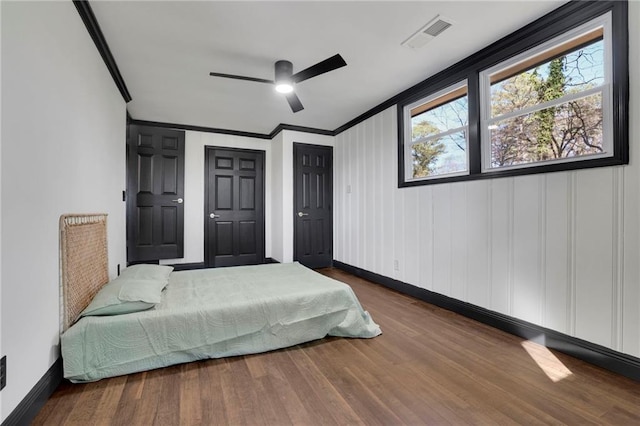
(294, 143, 333, 268)
(126, 125, 185, 262)
(205, 147, 265, 267)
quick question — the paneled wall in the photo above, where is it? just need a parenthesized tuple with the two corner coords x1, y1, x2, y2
(334, 1, 640, 356)
(335, 105, 639, 356)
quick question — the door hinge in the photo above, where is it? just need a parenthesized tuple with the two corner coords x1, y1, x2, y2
(122, 190, 126, 202)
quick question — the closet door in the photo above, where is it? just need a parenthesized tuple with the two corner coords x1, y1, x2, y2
(205, 147, 265, 267)
(293, 143, 333, 268)
(127, 124, 185, 262)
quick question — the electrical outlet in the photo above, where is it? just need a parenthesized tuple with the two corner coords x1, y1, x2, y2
(394, 260, 399, 271)
(1, 356, 6, 391)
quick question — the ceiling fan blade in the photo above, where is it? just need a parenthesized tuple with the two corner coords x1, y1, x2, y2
(292, 54, 347, 84)
(209, 72, 274, 85)
(285, 92, 304, 113)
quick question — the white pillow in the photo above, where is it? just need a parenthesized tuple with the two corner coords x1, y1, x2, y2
(120, 264, 174, 282)
(80, 276, 156, 317)
(80, 264, 174, 318)
(117, 277, 168, 304)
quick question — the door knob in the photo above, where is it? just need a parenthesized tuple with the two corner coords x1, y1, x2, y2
(172, 198, 184, 204)
(209, 213, 220, 219)
(298, 211, 309, 217)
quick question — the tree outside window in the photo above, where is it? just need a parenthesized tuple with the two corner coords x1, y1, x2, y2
(485, 28, 608, 170)
(409, 84, 468, 179)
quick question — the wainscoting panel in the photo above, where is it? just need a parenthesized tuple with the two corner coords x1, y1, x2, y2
(357, 124, 367, 271)
(622, 163, 640, 355)
(333, 104, 639, 358)
(450, 183, 469, 301)
(543, 172, 570, 335)
(489, 178, 513, 316)
(432, 184, 453, 296)
(574, 167, 615, 348)
(403, 188, 421, 288)
(512, 175, 543, 325)
(466, 180, 491, 308)
(346, 128, 358, 267)
(382, 108, 398, 280)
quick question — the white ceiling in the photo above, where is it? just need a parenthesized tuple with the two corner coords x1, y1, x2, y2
(91, 1, 566, 135)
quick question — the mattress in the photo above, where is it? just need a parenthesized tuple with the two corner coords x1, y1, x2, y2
(61, 262, 381, 382)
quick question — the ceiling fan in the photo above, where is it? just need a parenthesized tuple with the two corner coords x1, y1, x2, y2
(209, 54, 347, 113)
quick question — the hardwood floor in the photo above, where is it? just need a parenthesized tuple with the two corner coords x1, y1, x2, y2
(34, 268, 640, 425)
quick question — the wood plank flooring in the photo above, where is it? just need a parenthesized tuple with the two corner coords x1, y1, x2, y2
(33, 268, 640, 425)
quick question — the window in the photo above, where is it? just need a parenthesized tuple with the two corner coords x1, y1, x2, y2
(397, 0, 627, 188)
(480, 15, 612, 171)
(404, 82, 468, 181)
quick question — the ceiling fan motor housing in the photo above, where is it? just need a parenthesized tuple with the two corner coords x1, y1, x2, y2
(275, 60, 293, 83)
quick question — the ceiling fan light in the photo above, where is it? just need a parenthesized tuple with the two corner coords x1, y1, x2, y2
(274, 60, 294, 94)
(275, 82, 294, 93)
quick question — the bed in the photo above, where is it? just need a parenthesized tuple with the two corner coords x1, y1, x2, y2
(59, 214, 381, 383)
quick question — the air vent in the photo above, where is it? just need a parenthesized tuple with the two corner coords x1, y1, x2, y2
(402, 15, 453, 49)
(423, 19, 451, 37)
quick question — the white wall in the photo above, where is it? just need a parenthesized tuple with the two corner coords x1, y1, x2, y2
(334, 1, 640, 357)
(271, 132, 285, 262)
(0, 0, 3, 416)
(161, 129, 334, 265)
(1, 1, 127, 421)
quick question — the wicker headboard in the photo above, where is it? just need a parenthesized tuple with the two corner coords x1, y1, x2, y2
(59, 213, 109, 332)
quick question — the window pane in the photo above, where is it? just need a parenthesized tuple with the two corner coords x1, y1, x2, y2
(412, 95, 468, 139)
(489, 92, 603, 168)
(491, 38, 604, 118)
(412, 131, 467, 178)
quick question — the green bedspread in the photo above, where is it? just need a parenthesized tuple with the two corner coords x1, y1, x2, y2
(61, 262, 381, 382)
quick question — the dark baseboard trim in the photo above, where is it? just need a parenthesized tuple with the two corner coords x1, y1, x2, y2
(170, 262, 207, 271)
(73, 1, 132, 103)
(265, 257, 280, 264)
(333, 260, 640, 382)
(2, 357, 63, 426)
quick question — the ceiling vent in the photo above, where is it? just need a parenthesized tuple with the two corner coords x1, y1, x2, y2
(402, 15, 452, 49)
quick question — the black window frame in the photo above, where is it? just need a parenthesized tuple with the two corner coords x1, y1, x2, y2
(405, 80, 471, 180)
(397, 0, 628, 188)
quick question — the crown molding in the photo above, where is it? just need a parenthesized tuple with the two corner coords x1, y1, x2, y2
(73, 0, 132, 103)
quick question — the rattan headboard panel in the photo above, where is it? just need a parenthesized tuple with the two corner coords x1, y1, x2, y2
(59, 214, 109, 332)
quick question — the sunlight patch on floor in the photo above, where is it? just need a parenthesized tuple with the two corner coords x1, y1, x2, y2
(521, 339, 573, 382)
